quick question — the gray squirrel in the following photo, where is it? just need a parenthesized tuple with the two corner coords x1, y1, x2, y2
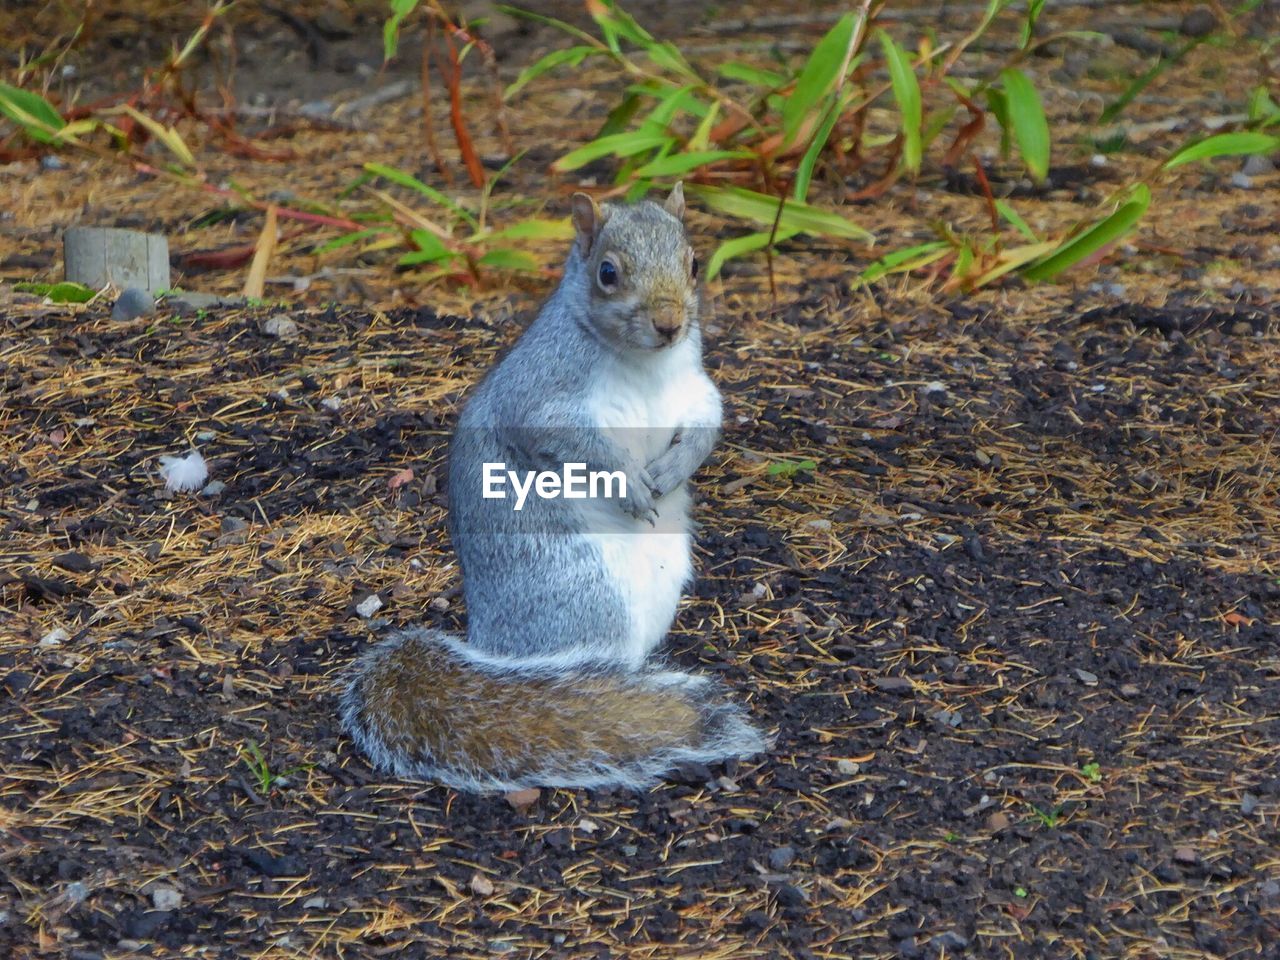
(341, 183, 766, 792)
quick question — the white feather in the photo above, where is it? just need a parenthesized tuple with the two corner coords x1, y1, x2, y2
(159, 450, 209, 493)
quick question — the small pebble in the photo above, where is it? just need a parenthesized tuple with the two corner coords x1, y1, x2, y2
(302, 895, 327, 909)
(1229, 172, 1253, 190)
(112, 287, 155, 321)
(1074, 669, 1099, 686)
(1179, 7, 1218, 37)
(200, 480, 226, 496)
(355, 594, 383, 618)
(321, 396, 343, 411)
(1241, 793, 1259, 816)
(505, 787, 540, 813)
(149, 885, 183, 911)
(261, 315, 299, 339)
(65, 881, 89, 903)
(40, 154, 68, 171)
(39, 627, 69, 647)
(1241, 154, 1275, 177)
(836, 759, 860, 775)
(469, 872, 495, 896)
(768, 846, 796, 871)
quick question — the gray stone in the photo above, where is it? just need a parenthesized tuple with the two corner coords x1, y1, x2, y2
(1230, 172, 1253, 190)
(932, 930, 970, 950)
(768, 846, 796, 870)
(1180, 7, 1218, 37)
(261, 315, 299, 339)
(200, 480, 227, 496)
(1241, 792, 1259, 815)
(149, 885, 183, 910)
(1241, 154, 1275, 176)
(112, 287, 155, 321)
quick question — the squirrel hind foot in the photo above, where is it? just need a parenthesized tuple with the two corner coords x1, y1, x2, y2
(340, 626, 766, 793)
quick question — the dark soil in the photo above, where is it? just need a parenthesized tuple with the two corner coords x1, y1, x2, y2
(2, 284, 1277, 959)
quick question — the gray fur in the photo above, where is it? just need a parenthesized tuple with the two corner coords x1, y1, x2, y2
(341, 190, 766, 791)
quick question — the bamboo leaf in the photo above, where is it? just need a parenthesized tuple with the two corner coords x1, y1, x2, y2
(553, 132, 675, 172)
(119, 105, 196, 167)
(1163, 131, 1280, 170)
(1022, 184, 1149, 281)
(476, 218, 574, 243)
(783, 13, 859, 148)
(706, 229, 802, 280)
(478, 248, 541, 272)
(0, 82, 66, 143)
(505, 46, 597, 100)
(879, 31, 923, 174)
(314, 228, 393, 254)
(633, 149, 752, 178)
(793, 94, 844, 201)
(383, 0, 420, 60)
(399, 229, 458, 266)
(717, 61, 786, 89)
(859, 241, 949, 283)
(995, 199, 1038, 241)
(364, 162, 477, 227)
(687, 184, 873, 241)
(1000, 68, 1050, 182)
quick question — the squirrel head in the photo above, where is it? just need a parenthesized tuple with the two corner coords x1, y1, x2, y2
(571, 183, 699, 352)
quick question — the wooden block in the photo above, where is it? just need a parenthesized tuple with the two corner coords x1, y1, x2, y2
(63, 227, 170, 293)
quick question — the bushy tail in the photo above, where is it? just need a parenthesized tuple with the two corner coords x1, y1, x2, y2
(340, 627, 766, 792)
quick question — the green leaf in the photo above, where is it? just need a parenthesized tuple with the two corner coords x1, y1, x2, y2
(985, 88, 1012, 158)
(687, 184, 873, 242)
(553, 132, 675, 172)
(767, 458, 817, 478)
(1000, 68, 1050, 183)
(1020, 0, 1047, 49)
(858, 241, 949, 283)
(638, 85, 703, 134)
(478, 248, 541, 272)
(398, 229, 456, 266)
(314, 228, 393, 254)
(633, 150, 752, 178)
(504, 46, 597, 100)
(717, 61, 786, 89)
(995, 200, 1039, 242)
(1163, 131, 1280, 170)
(477, 218, 573, 243)
(688, 101, 721, 151)
(879, 31, 923, 174)
(783, 13, 859, 148)
(364, 162, 477, 228)
(1098, 37, 1200, 125)
(647, 41, 700, 82)
(793, 94, 844, 202)
(0, 82, 66, 143)
(14, 281, 95, 303)
(706, 228, 802, 280)
(1022, 184, 1150, 281)
(497, 5, 598, 46)
(383, 0, 420, 61)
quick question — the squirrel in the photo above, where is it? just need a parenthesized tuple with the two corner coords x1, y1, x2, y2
(340, 183, 766, 792)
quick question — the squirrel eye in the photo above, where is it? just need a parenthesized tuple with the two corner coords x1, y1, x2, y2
(690, 255, 699, 280)
(598, 259, 619, 289)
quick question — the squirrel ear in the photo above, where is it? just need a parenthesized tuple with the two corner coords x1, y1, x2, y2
(571, 192, 604, 255)
(664, 181, 686, 221)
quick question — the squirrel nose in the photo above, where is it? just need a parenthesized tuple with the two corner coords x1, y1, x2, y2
(651, 303, 684, 341)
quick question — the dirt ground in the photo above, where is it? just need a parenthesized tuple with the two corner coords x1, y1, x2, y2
(1, 2, 1278, 959)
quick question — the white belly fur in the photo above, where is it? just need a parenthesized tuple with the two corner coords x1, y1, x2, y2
(584, 342, 715, 662)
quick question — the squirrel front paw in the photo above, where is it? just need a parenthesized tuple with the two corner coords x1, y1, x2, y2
(622, 470, 659, 526)
(644, 448, 690, 500)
